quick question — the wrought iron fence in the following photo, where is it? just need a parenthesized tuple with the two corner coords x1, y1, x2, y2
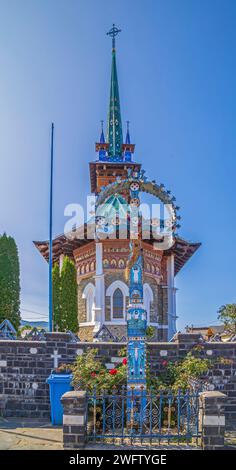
(86, 387, 201, 445)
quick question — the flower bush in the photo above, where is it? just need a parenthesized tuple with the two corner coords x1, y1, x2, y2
(71, 348, 127, 393)
(71, 349, 210, 394)
(156, 352, 210, 392)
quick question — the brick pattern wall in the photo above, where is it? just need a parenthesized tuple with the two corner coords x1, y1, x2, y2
(1, 333, 236, 424)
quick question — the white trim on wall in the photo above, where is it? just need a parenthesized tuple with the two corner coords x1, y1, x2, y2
(82, 282, 95, 323)
(143, 283, 154, 324)
(79, 322, 96, 327)
(106, 280, 129, 297)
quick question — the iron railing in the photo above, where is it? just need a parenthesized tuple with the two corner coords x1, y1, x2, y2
(86, 387, 201, 445)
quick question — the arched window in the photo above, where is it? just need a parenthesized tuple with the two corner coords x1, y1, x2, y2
(118, 259, 125, 268)
(112, 288, 124, 319)
(143, 283, 154, 324)
(82, 283, 95, 323)
(106, 280, 129, 322)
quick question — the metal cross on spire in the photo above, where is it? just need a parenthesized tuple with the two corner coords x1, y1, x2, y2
(106, 24, 121, 50)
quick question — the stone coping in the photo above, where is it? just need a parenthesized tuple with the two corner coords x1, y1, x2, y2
(1, 340, 236, 346)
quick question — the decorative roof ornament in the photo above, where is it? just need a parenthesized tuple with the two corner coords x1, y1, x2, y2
(124, 121, 132, 161)
(0, 319, 17, 340)
(125, 121, 130, 144)
(98, 120, 106, 160)
(100, 120, 105, 143)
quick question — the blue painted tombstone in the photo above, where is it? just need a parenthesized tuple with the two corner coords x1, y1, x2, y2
(0, 319, 17, 339)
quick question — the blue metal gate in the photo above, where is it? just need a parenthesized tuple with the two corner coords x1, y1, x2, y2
(86, 387, 201, 445)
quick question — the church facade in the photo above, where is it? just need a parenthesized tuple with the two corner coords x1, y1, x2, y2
(34, 28, 200, 342)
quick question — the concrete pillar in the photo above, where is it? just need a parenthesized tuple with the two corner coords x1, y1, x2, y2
(167, 254, 177, 341)
(199, 391, 226, 450)
(61, 391, 87, 449)
(94, 242, 105, 333)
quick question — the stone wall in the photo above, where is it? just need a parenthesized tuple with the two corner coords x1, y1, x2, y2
(1, 332, 236, 425)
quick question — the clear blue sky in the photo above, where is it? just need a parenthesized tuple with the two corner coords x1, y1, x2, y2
(0, 0, 235, 328)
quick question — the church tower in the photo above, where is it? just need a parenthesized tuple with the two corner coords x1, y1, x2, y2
(34, 26, 200, 342)
(90, 25, 140, 196)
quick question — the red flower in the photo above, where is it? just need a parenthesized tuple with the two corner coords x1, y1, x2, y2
(109, 368, 118, 375)
(162, 360, 168, 367)
(91, 372, 97, 377)
(122, 358, 127, 365)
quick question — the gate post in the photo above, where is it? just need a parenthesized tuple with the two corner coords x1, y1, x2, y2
(61, 391, 87, 449)
(199, 391, 226, 450)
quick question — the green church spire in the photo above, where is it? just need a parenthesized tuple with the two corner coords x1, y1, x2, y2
(106, 24, 123, 159)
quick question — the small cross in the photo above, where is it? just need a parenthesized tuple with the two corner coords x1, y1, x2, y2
(107, 24, 121, 50)
(51, 349, 61, 368)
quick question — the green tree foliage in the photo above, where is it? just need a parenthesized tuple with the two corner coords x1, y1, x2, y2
(0, 233, 20, 330)
(157, 353, 210, 392)
(60, 256, 78, 333)
(146, 325, 155, 338)
(218, 303, 236, 334)
(52, 262, 62, 330)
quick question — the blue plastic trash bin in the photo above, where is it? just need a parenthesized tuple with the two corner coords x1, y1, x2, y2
(46, 373, 73, 425)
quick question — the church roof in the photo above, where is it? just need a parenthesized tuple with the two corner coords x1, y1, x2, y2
(165, 237, 201, 274)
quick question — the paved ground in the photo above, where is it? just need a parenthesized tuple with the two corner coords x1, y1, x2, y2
(0, 419, 198, 450)
(0, 418, 63, 450)
(1, 418, 236, 450)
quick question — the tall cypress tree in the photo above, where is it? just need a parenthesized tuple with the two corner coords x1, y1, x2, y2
(52, 262, 62, 331)
(60, 256, 78, 333)
(0, 233, 20, 330)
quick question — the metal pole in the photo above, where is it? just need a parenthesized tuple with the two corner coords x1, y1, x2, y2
(49, 122, 54, 332)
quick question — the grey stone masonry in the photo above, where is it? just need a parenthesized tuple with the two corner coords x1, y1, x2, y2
(0, 332, 236, 425)
(199, 391, 226, 450)
(61, 391, 87, 449)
